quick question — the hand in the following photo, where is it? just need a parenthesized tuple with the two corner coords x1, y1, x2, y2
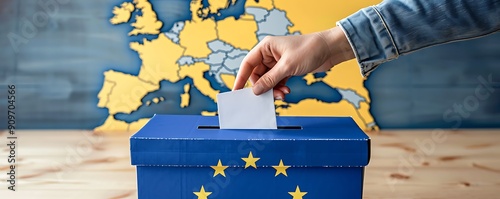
(233, 27, 355, 99)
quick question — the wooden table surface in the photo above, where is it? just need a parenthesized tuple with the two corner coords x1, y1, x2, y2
(0, 130, 499, 198)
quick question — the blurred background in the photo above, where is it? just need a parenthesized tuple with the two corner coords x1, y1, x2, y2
(1, 0, 499, 131)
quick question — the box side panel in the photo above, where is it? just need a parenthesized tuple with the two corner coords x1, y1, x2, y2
(131, 139, 370, 167)
(136, 166, 364, 199)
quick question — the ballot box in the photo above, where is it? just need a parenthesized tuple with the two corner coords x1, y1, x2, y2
(130, 115, 370, 199)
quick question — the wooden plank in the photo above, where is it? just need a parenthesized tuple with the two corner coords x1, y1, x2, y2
(0, 130, 499, 198)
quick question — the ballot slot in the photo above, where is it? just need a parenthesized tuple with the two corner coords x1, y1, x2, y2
(197, 125, 302, 130)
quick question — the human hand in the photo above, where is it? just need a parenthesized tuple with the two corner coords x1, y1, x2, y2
(233, 26, 355, 99)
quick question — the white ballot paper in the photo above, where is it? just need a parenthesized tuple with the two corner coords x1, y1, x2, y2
(217, 88, 277, 129)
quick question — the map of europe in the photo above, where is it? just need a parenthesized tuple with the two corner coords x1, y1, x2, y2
(94, 0, 379, 132)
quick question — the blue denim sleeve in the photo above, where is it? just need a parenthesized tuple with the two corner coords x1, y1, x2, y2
(337, 0, 500, 77)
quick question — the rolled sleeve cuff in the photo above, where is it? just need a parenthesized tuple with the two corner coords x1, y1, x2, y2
(337, 6, 399, 77)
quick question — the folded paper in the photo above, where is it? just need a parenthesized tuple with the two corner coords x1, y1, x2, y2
(217, 88, 277, 129)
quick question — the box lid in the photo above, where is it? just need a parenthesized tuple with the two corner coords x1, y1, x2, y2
(130, 115, 370, 167)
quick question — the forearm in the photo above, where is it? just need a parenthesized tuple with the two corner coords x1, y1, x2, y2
(338, 0, 500, 77)
(317, 27, 356, 67)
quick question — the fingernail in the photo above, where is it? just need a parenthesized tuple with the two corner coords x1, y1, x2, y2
(253, 83, 265, 95)
(283, 89, 290, 94)
(275, 95, 283, 100)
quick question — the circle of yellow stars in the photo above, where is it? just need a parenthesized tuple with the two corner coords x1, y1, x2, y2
(193, 151, 307, 199)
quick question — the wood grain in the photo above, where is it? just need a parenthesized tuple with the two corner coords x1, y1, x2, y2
(0, 130, 499, 198)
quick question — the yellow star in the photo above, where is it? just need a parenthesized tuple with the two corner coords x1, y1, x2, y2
(241, 151, 260, 169)
(210, 159, 228, 177)
(272, 159, 290, 177)
(288, 186, 307, 199)
(193, 186, 212, 199)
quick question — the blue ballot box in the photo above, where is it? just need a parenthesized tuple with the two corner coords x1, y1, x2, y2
(130, 115, 370, 199)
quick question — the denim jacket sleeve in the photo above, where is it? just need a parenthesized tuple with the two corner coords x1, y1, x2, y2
(337, 0, 500, 77)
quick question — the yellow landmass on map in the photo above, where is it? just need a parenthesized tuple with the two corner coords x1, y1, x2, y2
(323, 60, 375, 129)
(145, 96, 164, 106)
(197, 0, 234, 17)
(110, 2, 135, 24)
(220, 73, 236, 90)
(152, 98, 159, 104)
(275, 100, 287, 106)
(209, 0, 230, 11)
(179, 1, 218, 57)
(277, 100, 368, 130)
(180, 83, 191, 108)
(201, 111, 217, 116)
(287, 60, 377, 130)
(217, 15, 258, 50)
(98, 70, 158, 115)
(303, 73, 319, 85)
(281, 59, 378, 130)
(325, 60, 371, 103)
(97, 80, 116, 107)
(131, 34, 184, 84)
(220, 73, 252, 90)
(245, 0, 274, 10)
(129, 0, 162, 36)
(274, 0, 381, 34)
(129, 118, 150, 131)
(179, 62, 219, 101)
(94, 116, 129, 132)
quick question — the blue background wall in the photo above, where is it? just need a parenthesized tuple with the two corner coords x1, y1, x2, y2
(366, 34, 500, 129)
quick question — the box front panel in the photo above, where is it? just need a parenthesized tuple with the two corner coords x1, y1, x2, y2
(137, 166, 364, 199)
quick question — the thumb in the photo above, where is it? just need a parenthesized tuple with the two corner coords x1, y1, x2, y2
(252, 59, 289, 95)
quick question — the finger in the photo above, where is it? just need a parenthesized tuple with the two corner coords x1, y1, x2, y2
(254, 68, 289, 100)
(252, 58, 290, 95)
(233, 45, 265, 90)
(273, 89, 285, 100)
(272, 76, 290, 100)
(275, 76, 291, 95)
(277, 76, 290, 87)
(276, 85, 290, 95)
(250, 64, 268, 85)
